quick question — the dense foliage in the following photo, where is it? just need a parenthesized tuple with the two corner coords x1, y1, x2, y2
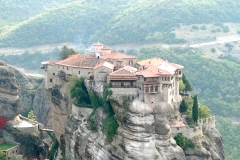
(69, 77, 119, 142)
(179, 99, 188, 113)
(192, 95, 199, 124)
(174, 133, 195, 149)
(49, 139, 59, 160)
(0, 0, 240, 47)
(216, 117, 240, 160)
(59, 46, 77, 60)
(69, 77, 91, 107)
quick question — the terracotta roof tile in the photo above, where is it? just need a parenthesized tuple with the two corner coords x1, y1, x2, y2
(56, 54, 105, 68)
(109, 66, 137, 77)
(93, 61, 114, 70)
(136, 60, 183, 77)
(171, 120, 186, 128)
(100, 52, 136, 59)
(137, 57, 165, 68)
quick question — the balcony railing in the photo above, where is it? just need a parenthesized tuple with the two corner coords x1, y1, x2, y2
(111, 85, 137, 88)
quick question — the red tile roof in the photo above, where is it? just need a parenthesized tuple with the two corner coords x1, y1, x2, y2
(55, 54, 105, 68)
(171, 120, 186, 128)
(93, 61, 114, 70)
(137, 57, 165, 68)
(100, 52, 136, 59)
(109, 66, 137, 77)
(136, 60, 183, 77)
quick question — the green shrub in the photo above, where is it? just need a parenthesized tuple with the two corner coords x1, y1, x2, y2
(191, 25, 199, 30)
(211, 48, 216, 53)
(49, 139, 59, 160)
(174, 133, 195, 149)
(102, 115, 119, 142)
(200, 25, 206, 30)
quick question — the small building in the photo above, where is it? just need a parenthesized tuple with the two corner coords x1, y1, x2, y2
(107, 66, 137, 88)
(0, 138, 20, 160)
(41, 43, 184, 106)
(93, 42, 112, 56)
(94, 61, 114, 82)
(136, 58, 183, 104)
(100, 52, 137, 70)
(42, 54, 105, 89)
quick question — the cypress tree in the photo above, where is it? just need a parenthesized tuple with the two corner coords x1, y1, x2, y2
(192, 95, 199, 125)
(182, 73, 193, 92)
(179, 99, 188, 113)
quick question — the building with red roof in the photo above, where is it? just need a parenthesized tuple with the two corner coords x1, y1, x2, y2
(41, 43, 183, 105)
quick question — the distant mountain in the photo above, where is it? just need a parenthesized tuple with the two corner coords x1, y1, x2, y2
(0, 0, 239, 47)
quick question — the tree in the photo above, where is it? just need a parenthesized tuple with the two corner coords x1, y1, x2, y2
(179, 99, 188, 113)
(0, 150, 6, 160)
(70, 77, 91, 106)
(198, 105, 211, 119)
(182, 74, 193, 92)
(192, 95, 199, 125)
(59, 45, 77, 60)
(28, 110, 36, 124)
(179, 79, 185, 91)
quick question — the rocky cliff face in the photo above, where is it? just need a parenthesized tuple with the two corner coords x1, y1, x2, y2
(0, 62, 22, 119)
(44, 81, 224, 160)
(0, 62, 51, 159)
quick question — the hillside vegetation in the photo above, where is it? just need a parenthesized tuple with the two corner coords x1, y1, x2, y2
(0, 0, 75, 32)
(0, 0, 240, 47)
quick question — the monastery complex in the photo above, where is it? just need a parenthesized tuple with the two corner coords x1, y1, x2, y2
(41, 43, 183, 105)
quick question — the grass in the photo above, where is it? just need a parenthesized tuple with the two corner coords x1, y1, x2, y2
(0, 143, 17, 150)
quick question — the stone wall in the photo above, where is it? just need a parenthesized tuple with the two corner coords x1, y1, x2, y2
(171, 126, 203, 139)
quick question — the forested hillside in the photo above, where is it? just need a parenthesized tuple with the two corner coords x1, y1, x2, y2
(0, 0, 239, 47)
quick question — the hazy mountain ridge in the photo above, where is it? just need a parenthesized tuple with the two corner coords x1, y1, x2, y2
(0, 0, 240, 47)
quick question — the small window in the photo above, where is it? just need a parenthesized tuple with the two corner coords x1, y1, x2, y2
(58, 65, 59, 68)
(50, 79, 53, 82)
(145, 86, 149, 93)
(53, 73, 55, 75)
(150, 86, 154, 92)
(179, 71, 181, 74)
(63, 66, 64, 69)
(144, 78, 146, 81)
(67, 67, 68, 70)
(165, 77, 167, 81)
(168, 77, 170, 81)
(155, 86, 158, 92)
(138, 77, 140, 80)
(129, 60, 133, 65)
(162, 77, 164, 81)
(79, 71, 80, 74)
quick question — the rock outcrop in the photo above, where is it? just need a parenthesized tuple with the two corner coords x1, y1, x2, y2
(0, 62, 22, 119)
(52, 85, 224, 160)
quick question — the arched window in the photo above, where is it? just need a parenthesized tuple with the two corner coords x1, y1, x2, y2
(129, 60, 133, 65)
